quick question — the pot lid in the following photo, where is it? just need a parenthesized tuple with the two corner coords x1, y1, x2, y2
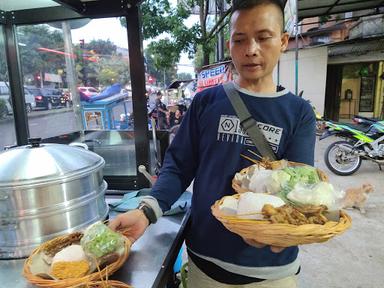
(0, 140, 105, 187)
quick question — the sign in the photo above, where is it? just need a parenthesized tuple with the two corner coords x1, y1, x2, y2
(44, 73, 62, 83)
(197, 63, 232, 92)
(284, 0, 297, 35)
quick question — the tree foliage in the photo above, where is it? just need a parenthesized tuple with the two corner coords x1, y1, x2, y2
(84, 39, 117, 56)
(75, 39, 128, 87)
(3, 25, 66, 85)
(121, 0, 232, 71)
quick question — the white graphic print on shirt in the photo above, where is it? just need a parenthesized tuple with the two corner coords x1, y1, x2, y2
(217, 115, 283, 153)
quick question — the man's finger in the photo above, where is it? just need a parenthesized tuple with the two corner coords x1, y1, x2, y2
(270, 246, 285, 253)
(108, 217, 122, 231)
(243, 238, 266, 248)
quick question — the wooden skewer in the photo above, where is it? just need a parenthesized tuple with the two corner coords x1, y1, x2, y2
(240, 154, 260, 164)
(247, 149, 262, 160)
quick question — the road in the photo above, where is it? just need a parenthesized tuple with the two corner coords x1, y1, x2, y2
(0, 108, 79, 149)
(299, 136, 384, 288)
(0, 100, 133, 149)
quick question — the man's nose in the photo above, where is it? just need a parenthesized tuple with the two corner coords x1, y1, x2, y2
(246, 39, 260, 56)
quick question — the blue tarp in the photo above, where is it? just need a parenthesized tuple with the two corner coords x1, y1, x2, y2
(88, 83, 122, 102)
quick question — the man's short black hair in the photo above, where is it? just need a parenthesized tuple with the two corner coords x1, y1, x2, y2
(232, 0, 285, 31)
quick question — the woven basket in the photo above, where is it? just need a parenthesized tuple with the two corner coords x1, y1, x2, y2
(23, 232, 131, 288)
(211, 194, 351, 247)
(232, 161, 329, 194)
(86, 280, 132, 287)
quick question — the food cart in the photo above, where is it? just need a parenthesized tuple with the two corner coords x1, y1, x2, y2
(81, 92, 131, 130)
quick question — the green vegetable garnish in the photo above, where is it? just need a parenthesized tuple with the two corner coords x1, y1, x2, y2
(80, 221, 124, 258)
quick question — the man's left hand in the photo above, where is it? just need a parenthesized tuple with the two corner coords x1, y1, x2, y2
(243, 238, 286, 253)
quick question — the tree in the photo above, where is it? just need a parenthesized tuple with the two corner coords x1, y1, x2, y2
(177, 72, 193, 80)
(17, 25, 65, 86)
(74, 39, 120, 86)
(84, 39, 117, 56)
(121, 0, 232, 69)
(144, 47, 177, 87)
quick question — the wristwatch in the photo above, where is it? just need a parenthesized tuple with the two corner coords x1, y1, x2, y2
(138, 203, 157, 224)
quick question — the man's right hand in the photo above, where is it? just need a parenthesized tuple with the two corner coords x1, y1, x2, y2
(109, 209, 150, 244)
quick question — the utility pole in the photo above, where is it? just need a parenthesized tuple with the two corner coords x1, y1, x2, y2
(62, 21, 83, 134)
(216, 0, 225, 62)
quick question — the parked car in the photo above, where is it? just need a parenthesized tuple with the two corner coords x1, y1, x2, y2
(78, 86, 99, 101)
(0, 82, 36, 115)
(28, 87, 62, 110)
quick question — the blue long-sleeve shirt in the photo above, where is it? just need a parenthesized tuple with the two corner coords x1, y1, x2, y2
(150, 83, 316, 280)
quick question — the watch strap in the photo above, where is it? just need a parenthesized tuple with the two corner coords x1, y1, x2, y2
(138, 203, 157, 224)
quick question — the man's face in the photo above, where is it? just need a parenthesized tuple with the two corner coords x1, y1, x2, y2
(228, 5, 289, 84)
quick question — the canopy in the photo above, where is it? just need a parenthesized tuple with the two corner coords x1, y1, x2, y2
(298, 0, 384, 20)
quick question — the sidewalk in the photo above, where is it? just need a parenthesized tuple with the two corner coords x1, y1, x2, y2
(299, 136, 384, 288)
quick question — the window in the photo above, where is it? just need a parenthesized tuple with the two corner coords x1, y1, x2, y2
(0, 26, 17, 150)
(17, 18, 138, 177)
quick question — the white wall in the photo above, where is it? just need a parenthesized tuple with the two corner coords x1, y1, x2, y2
(274, 46, 328, 116)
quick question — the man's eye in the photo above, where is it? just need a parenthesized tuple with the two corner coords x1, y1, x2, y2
(259, 35, 272, 41)
(233, 39, 244, 43)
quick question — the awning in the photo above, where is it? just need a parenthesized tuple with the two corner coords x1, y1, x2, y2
(167, 80, 194, 90)
(298, 0, 384, 20)
(328, 37, 384, 57)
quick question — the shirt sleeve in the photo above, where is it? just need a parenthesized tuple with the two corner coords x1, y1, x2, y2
(150, 95, 201, 212)
(283, 101, 316, 166)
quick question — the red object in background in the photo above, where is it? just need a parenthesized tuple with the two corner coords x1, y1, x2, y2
(147, 75, 156, 85)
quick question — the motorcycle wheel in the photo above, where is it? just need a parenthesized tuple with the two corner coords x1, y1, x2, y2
(324, 140, 362, 176)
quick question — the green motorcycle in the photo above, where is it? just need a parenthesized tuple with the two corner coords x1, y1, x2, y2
(320, 120, 384, 175)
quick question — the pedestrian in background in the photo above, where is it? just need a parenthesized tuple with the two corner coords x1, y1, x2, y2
(155, 91, 168, 129)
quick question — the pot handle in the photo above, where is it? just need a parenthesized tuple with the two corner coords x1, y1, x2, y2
(69, 142, 89, 150)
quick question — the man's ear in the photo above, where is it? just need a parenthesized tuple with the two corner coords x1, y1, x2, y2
(280, 32, 290, 52)
(226, 39, 230, 50)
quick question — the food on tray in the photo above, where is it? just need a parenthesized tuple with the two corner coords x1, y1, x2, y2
(234, 163, 322, 195)
(287, 182, 344, 210)
(27, 221, 127, 281)
(212, 158, 352, 246)
(235, 192, 285, 219)
(81, 221, 125, 259)
(50, 244, 89, 279)
(262, 204, 329, 225)
(43, 232, 83, 258)
(219, 196, 239, 215)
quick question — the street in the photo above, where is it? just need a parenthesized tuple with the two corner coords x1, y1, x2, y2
(0, 100, 133, 149)
(299, 136, 384, 288)
(0, 109, 79, 149)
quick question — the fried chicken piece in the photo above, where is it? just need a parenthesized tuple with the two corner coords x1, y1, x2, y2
(262, 204, 329, 225)
(262, 204, 279, 216)
(43, 232, 83, 257)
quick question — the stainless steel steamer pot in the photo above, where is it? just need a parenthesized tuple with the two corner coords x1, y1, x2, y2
(0, 140, 109, 259)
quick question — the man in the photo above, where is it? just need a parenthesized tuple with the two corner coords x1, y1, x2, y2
(154, 91, 168, 129)
(110, 1, 315, 287)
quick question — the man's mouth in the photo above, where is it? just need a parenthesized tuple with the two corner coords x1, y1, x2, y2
(243, 63, 262, 68)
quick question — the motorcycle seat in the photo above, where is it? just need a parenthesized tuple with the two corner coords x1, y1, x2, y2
(344, 123, 372, 133)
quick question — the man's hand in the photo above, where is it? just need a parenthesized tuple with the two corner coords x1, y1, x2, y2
(109, 209, 150, 244)
(243, 238, 286, 253)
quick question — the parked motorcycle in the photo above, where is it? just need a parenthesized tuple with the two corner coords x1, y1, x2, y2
(352, 115, 379, 126)
(320, 120, 384, 175)
(315, 111, 326, 136)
